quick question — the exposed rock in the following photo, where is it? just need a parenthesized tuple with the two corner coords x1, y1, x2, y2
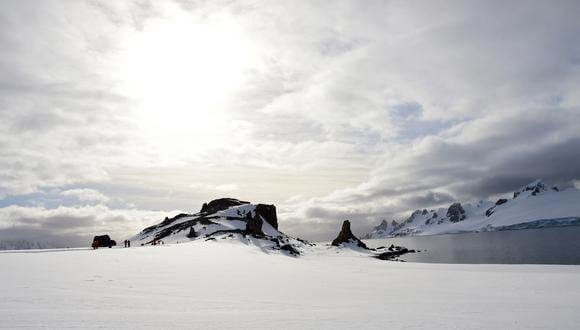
(375, 247, 413, 260)
(331, 220, 368, 249)
(280, 244, 300, 256)
(200, 198, 250, 214)
(186, 226, 198, 238)
(141, 213, 190, 235)
(160, 213, 189, 226)
(133, 198, 309, 256)
(495, 198, 508, 206)
(447, 203, 466, 223)
(255, 204, 278, 229)
(205, 229, 246, 238)
(245, 212, 265, 237)
(485, 207, 495, 217)
(486, 198, 509, 217)
(513, 180, 547, 198)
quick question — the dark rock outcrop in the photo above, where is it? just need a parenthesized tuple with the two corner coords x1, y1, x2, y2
(186, 226, 198, 238)
(255, 204, 278, 229)
(495, 198, 508, 206)
(485, 198, 508, 217)
(141, 213, 191, 235)
(245, 213, 265, 237)
(331, 220, 368, 249)
(375, 248, 411, 260)
(486, 198, 509, 217)
(485, 207, 495, 217)
(447, 203, 466, 223)
(513, 180, 548, 198)
(200, 198, 250, 214)
(280, 244, 300, 256)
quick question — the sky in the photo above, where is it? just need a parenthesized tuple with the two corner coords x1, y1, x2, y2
(1, 0, 580, 246)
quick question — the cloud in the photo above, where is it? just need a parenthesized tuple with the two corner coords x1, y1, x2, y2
(0, 204, 168, 247)
(0, 1, 579, 243)
(189, 183, 239, 192)
(279, 107, 580, 238)
(61, 189, 110, 204)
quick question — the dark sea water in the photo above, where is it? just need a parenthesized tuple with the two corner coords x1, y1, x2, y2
(364, 226, 580, 265)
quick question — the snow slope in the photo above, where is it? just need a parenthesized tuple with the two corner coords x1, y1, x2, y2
(1, 241, 580, 329)
(367, 180, 580, 237)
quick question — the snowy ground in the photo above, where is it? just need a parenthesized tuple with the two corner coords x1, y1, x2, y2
(2, 241, 580, 329)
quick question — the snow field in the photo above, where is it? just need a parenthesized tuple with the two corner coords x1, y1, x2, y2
(1, 240, 580, 329)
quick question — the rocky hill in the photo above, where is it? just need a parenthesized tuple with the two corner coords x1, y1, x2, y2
(131, 198, 312, 256)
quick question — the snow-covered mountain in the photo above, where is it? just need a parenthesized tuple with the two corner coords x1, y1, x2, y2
(131, 198, 312, 255)
(363, 220, 399, 239)
(366, 180, 580, 238)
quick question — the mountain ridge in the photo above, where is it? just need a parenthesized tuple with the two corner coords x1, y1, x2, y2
(365, 180, 580, 238)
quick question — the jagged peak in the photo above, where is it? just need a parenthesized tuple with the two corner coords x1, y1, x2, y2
(372, 219, 390, 231)
(513, 180, 556, 198)
(403, 209, 430, 224)
(520, 179, 546, 190)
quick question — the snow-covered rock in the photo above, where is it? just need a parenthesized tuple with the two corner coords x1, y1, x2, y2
(131, 198, 311, 256)
(366, 180, 580, 237)
(363, 219, 399, 238)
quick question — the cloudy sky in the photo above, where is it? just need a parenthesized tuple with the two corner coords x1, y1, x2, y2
(1, 0, 580, 246)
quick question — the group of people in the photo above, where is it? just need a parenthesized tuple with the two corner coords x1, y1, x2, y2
(123, 240, 131, 248)
(152, 239, 164, 245)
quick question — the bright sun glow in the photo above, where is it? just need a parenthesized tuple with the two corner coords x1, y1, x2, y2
(119, 13, 254, 156)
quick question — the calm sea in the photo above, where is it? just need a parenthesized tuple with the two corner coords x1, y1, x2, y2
(364, 226, 580, 265)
